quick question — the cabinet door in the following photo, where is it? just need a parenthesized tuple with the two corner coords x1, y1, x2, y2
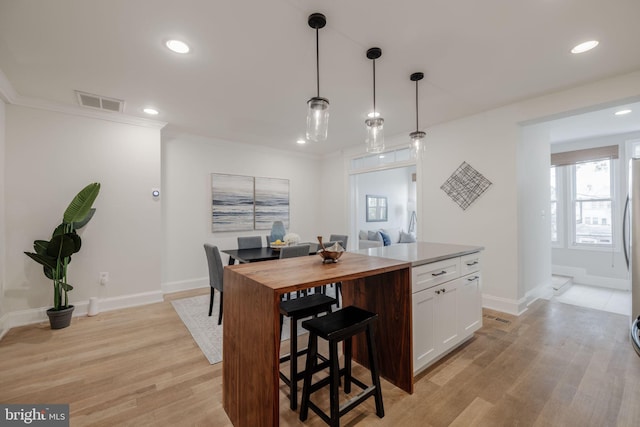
(412, 287, 438, 372)
(435, 281, 459, 353)
(458, 273, 482, 336)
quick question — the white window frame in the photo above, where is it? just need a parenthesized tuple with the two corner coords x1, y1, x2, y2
(550, 166, 564, 248)
(567, 159, 618, 251)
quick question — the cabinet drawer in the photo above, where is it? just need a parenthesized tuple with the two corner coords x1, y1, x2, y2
(412, 257, 461, 293)
(460, 252, 481, 275)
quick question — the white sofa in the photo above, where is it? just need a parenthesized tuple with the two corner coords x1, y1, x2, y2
(358, 227, 416, 249)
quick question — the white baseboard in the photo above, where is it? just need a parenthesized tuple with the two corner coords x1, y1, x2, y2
(0, 313, 9, 340)
(552, 265, 630, 291)
(482, 294, 529, 316)
(161, 277, 208, 294)
(0, 291, 164, 338)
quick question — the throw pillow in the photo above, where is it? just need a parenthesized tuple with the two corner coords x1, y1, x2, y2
(368, 230, 383, 241)
(399, 231, 416, 243)
(379, 231, 392, 246)
(380, 227, 401, 244)
(359, 230, 368, 241)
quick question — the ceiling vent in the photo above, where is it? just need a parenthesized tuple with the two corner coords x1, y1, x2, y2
(75, 90, 124, 113)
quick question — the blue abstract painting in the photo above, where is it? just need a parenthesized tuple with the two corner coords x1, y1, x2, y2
(254, 177, 289, 230)
(211, 174, 255, 232)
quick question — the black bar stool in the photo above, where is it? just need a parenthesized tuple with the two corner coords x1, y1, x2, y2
(279, 293, 336, 410)
(299, 305, 384, 427)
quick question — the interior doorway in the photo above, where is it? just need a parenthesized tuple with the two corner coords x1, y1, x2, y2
(349, 159, 417, 249)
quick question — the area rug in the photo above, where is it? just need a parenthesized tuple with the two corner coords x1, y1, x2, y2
(171, 289, 336, 365)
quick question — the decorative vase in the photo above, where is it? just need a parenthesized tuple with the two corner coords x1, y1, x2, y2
(46, 305, 75, 329)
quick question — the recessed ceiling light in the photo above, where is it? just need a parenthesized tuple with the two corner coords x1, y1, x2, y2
(143, 107, 159, 115)
(166, 39, 190, 54)
(378, 155, 385, 159)
(571, 40, 599, 54)
(296, 138, 306, 144)
(367, 112, 380, 118)
(615, 109, 632, 116)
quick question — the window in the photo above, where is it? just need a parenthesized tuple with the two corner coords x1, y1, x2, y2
(572, 159, 613, 246)
(366, 195, 387, 222)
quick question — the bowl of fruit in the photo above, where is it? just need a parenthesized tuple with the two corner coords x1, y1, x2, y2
(270, 239, 288, 250)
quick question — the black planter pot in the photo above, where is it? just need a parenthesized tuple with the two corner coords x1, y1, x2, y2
(46, 305, 75, 329)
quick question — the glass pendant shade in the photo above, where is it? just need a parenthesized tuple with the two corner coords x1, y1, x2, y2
(306, 96, 329, 142)
(365, 117, 385, 153)
(409, 72, 426, 158)
(305, 13, 329, 143)
(365, 47, 384, 153)
(409, 130, 426, 158)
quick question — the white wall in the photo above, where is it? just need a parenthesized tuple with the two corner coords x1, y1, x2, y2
(4, 105, 162, 316)
(161, 131, 323, 292)
(419, 107, 522, 309)
(0, 99, 6, 321)
(519, 124, 552, 300)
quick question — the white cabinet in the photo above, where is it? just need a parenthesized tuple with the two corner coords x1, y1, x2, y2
(458, 273, 482, 335)
(412, 253, 482, 374)
(412, 287, 438, 369)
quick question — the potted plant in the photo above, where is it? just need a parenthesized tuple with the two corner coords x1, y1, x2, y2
(24, 182, 101, 329)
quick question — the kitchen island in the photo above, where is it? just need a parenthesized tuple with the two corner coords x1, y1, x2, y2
(222, 242, 484, 426)
(222, 252, 412, 427)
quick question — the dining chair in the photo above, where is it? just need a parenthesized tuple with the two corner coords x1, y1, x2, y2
(203, 244, 224, 325)
(329, 234, 349, 250)
(327, 235, 348, 307)
(279, 244, 311, 259)
(237, 236, 263, 249)
(280, 244, 312, 300)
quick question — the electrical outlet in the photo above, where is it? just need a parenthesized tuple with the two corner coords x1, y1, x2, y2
(99, 272, 109, 285)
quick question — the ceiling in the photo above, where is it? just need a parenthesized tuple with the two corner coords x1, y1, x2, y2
(1, 0, 639, 155)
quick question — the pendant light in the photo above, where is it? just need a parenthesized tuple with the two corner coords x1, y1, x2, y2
(409, 72, 426, 158)
(306, 13, 329, 143)
(365, 47, 384, 153)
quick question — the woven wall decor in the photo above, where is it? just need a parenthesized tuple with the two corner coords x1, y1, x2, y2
(440, 161, 492, 210)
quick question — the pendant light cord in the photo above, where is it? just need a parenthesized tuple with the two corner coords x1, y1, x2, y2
(372, 59, 377, 114)
(316, 27, 320, 98)
(415, 80, 419, 132)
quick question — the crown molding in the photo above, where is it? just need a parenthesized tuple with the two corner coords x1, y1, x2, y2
(16, 95, 167, 129)
(0, 67, 166, 129)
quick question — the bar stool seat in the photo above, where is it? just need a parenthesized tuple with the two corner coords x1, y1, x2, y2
(279, 293, 336, 410)
(299, 305, 384, 427)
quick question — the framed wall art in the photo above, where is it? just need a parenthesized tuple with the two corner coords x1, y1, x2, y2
(210, 174, 290, 232)
(211, 173, 255, 232)
(254, 177, 290, 230)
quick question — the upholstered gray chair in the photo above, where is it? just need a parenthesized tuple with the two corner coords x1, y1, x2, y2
(329, 234, 349, 250)
(204, 243, 224, 325)
(279, 244, 311, 259)
(237, 236, 263, 249)
(328, 234, 348, 307)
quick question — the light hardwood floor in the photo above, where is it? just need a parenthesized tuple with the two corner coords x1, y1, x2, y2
(1, 289, 639, 427)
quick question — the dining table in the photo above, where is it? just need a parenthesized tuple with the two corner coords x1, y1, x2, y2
(221, 242, 337, 265)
